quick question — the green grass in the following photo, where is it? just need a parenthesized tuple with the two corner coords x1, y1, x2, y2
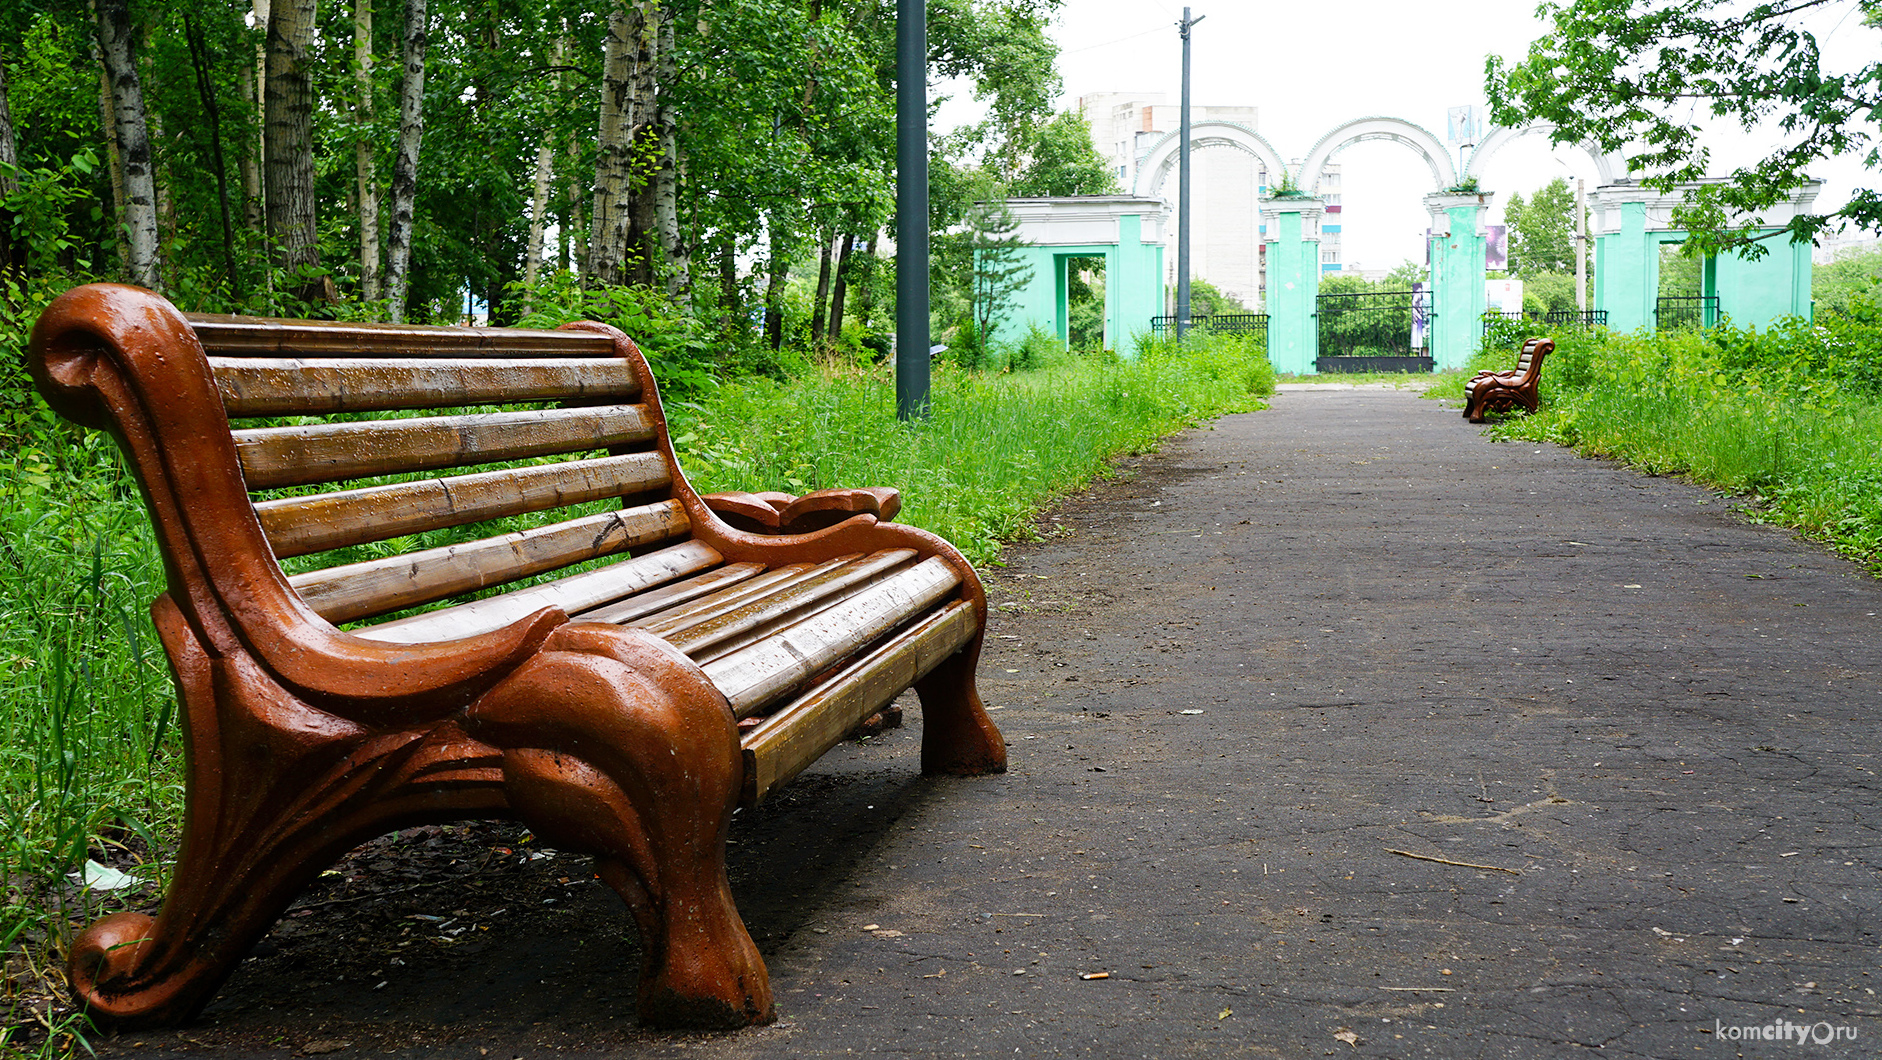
(1459, 319, 1882, 573)
(0, 333, 1273, 1050)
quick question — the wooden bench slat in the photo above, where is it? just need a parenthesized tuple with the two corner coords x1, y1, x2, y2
(741, 601, 977, 805)
(211, 357, 641, 417)
(254, 452, 672, 558)
(186, 314, 618, 357)
(704, 557, 962, 717)
(629, 559, 838, 634)
(290, 500, 689, 623)
(233, 404, 657, 489)
(665, 550, 918, 657)
(573, 562, 767, 625)
(353, 540, 722, 644)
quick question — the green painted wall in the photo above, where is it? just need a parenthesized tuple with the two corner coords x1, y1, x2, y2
(1593, 197, 1814, 332)
(1712, 235, 1813, 330)
(1264, 207, 1319, 374)
(983, 212, 1164, 356)
(1427, 203, 1487, 370)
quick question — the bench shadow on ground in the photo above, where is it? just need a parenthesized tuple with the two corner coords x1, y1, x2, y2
(163, 725, 936, 1054)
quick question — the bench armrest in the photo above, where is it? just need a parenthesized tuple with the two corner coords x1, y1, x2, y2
(703, 487, 902, 535)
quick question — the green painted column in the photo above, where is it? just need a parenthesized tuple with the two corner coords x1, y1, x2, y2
(1260, 197, 1323, 374)
(1593, 199, 1653, 332)
(989, 198, 1169, 356)
(1423, 192, 1491, 370)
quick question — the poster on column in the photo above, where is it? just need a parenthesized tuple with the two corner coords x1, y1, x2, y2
(1411, 282, 1430, 351)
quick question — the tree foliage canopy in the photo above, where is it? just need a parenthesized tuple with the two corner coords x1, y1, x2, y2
(1486, 0, 1882, 256)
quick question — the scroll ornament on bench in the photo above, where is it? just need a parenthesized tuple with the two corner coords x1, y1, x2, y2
(29, 284, 1006, 1032)
(1462, 337, 1553, 423)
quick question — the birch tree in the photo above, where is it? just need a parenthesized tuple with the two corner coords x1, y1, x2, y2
(95, 0, 160, 289)
(354, 0, 380, 301)
(384, 0, 425, 321)
(0, 59, 19, 272)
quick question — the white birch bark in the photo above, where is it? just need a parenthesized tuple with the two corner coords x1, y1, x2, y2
(653, 4, 687, 301)
(95, 0, 160, 289)
(588, 1, 641, 288)
(523, 34, 566, 291)
(354, 0, 380, 301)
(385, 0, 427, 322)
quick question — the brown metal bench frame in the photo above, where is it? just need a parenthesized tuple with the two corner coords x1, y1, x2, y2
(1462, 336, 1553, 423)
(29, 284, 1006, 1031)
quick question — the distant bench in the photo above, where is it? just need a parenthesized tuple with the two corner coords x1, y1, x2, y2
(30, 284, 1007, 1030)
(1463, 337, 1553, 423)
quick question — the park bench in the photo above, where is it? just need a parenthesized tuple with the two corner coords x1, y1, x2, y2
(28, 284, 1006, 1031)
(1462, 336, 1553, 423)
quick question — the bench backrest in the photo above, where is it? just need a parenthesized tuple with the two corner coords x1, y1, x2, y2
(1514, 337, 1554, 379)
(183, 312, 701, 638)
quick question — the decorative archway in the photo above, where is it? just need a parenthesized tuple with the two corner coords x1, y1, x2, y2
(1132, 121, 1289, 199)
(1462, 124, 1627, 187)
(1296, 117, 1457, 196)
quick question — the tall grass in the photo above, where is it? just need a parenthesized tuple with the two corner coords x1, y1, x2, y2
(669, 335, 1274, 562)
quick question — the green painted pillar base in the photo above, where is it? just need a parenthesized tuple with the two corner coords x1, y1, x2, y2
(1261, 197, 1324, 374)
(1423, 192, 1492, 371)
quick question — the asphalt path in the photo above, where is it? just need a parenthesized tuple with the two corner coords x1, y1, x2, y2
(115, 386, 1882, 1058)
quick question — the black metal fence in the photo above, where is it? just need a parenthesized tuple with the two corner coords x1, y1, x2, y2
(1655, 295, 1720, 330)
(1482, 309, 1609, 333)
(1149, 313, 1270, 340)
(1317, 290, 1422, 357)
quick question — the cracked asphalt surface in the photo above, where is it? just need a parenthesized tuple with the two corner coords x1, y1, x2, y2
(104, 387, 1882, 1058)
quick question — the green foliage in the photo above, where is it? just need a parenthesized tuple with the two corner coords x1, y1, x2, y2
(1525, 272, 1579, 314)
(1505, 178, 1581, 277)
(507, 273, 723, 395)
(1475, 297, 1882, 570)
(1186, 277, 1252, 316)
(1813, 245, 1882, 315)
(1383, 260, 1428, 289)
(1486, 0, 1880, 257)
(965, 198, 1033, 364)
(1006, 109, 1120, 198)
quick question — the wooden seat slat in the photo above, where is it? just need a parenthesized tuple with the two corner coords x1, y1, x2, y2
(233, 404, 658, 489)
(705, 557, 962, 717)
(353, 540, 723, 644)
(628, 559, 835, 633)
(741, 601, 978, 805)
(254, 452, 672, 558)
(666, 549, 918, 658)
(210, 357, 641, 417)
(290, 500, 690, 623)
(573, 562, 768, 626)
(186, 313, 618, 358)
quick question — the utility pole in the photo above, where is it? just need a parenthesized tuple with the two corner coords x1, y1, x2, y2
(895, 0, 929, 419)
(1575, 178, 1587, 311)
(1175, 7, 1204, 340)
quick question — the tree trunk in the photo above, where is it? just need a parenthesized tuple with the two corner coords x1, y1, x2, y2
(242, 0, 269, 234)
(354, 0, 380, 301)
(828, 232, 855, 341)
(588, 1, 645, 288)
(96, 0, 161, 290)
(810, 227, 834, 345)
(0, 60, 22, 273)
(183, 13, 239, 292)
(717, 235, 739, 341)
(385, 0, 427, 322)
(653, 5, 686, 300)
(265, 0, 322, 300)
(565, 153, 583, 273)
(854, 233, 878, 330)
(763, 220, 789, 350)
(523, 35, 566, 292)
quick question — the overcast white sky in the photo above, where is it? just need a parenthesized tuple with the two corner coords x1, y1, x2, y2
(935, 0, 1878, 271)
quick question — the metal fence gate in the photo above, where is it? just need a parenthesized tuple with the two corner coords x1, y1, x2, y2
(1315, 290, 1433, 372)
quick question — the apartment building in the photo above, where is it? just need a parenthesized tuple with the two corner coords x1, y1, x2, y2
(1079, 93, 1342, 311)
